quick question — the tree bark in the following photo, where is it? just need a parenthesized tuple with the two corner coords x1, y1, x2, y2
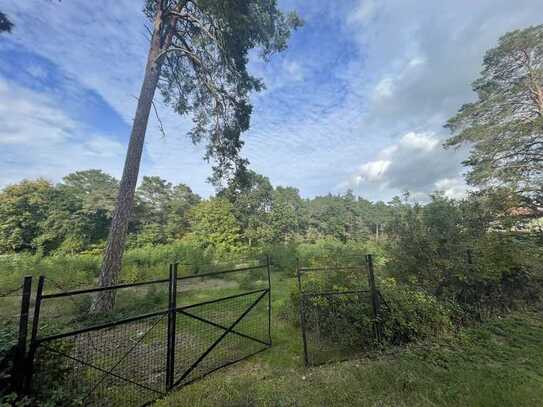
(92, 11, 166, 313)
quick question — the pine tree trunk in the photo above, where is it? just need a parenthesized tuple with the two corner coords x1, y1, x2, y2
(92, 12, 166, 313)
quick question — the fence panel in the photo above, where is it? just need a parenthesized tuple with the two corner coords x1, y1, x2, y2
(33, 312, 169, 406)
(297, 255, 381, 366)
(300, 290, 373, 366)
(20, 257, 272, 406)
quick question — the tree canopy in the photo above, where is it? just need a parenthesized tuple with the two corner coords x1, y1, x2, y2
(0, 11, 13, 33)
(446, 25, 543, 209)
(146, 0, 302, 184)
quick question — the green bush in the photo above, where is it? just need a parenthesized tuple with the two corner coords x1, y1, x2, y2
(285, 272, 455, 349)
(379, 278, 455, 344)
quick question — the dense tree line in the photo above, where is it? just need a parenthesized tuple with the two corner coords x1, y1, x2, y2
(0, 170, 395, 256)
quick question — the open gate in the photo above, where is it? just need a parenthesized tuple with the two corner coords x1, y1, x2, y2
(17, 258, 272, 406)
(296, 254, 382, 366)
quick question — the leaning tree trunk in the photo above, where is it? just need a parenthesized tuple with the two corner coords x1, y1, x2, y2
(92, 11, 167, 313)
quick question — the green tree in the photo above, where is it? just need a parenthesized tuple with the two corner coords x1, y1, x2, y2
(166, 183, 201, 239)
(188, 198, 241, 253)
(446, 25, 543, 210)
(131, 177, 201, 245)
(306, 192, 371, 242)
(32, 171, 120, 254)
(0, 179, 53, 253)
(0, 11, 13, 33)
(219, 171, 274, 245)
(61, 170, 119, 215)
(137, 176, 173, 226)
(97, 0, 301, 310)
(268, 186, 305, 243)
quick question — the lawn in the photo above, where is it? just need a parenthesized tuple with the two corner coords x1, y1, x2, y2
(155, 273, 543, 406)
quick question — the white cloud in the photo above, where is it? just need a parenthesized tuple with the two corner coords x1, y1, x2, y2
(357, 160, 391, 183)
(283, 60, 305, 81)
(0, 79, 76, 146)
(0, 77, 125, 187)
(400, 132, 439, 152)
(348, 131, 468, 201)
(373, 77, 394, 100)
(434, 178, 469, 199)
(348, 0, 377, 25)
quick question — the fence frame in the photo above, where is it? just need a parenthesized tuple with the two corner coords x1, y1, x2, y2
(296, 254, 382, 366)
(13, 257, 272, 406)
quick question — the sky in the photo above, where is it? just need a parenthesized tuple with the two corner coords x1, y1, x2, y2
(1, 0, 542, 202)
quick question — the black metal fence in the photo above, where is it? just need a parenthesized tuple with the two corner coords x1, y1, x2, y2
(0, 278, 30, 397)
(10, 257, 272, 406)
(296, 254, 382, 366)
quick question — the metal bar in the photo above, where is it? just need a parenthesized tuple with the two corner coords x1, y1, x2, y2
(176, 346, 269, 389)
(296, 260, 310, 367)
(13, 276, 32, 393)
(165, 264, 173, 390)
(174, 256, 266, 269)
(301, 289, 369, 297)
(166, 264, 177, 390)
(41, 277, 169, 299)
(176, 288, 268, 311)
(176, 264, 267, 281)
(296, 258, 302, 291)
(177, 308, 270, 347)
(298, 266, 362, 273)
(366, 254, 382, 342)
(25, 275, 44, 393)
(266, 255, 272, 346)
(35, 308, 169, 343)
(29, 276, 44, 344)
(172, 289, 268, 388)
(16, 277, 32, 350)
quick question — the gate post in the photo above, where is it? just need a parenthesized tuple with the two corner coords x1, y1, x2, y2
(24, 275, 44, 393)
(296, 259, 310, 366)
(366, 254, 382, 343)
(166, 263, 178, 390)
(13, 276, 32, 393)
(266, 255, 272, 346)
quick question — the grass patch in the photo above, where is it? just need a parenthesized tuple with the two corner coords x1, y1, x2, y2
(156, 301, 543, 406)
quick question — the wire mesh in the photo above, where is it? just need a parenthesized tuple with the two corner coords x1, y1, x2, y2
(173, 289, 270, 387)
(33, 313, 168, 406)
(0, 285, 23, 349)
(300, 290, 374, 366)
(0, 285, 24, 395)
(38, 277, 170, 332)
(296, 256, 379, 366)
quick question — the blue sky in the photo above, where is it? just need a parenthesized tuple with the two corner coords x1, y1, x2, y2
(1, 0, 543, 201)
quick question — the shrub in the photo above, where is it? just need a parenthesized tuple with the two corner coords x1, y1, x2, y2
(379, 278, 455, 344)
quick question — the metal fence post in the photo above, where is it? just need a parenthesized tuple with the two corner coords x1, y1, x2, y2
(166, 263, 177, 390)
(266, 255, 272, 346)
(296, 259, 310, 366)
(25, 275, 44, 393)
(13, 276, 32, 393)
(467, 248, 473, 266)
(366, 254, 382, 343)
